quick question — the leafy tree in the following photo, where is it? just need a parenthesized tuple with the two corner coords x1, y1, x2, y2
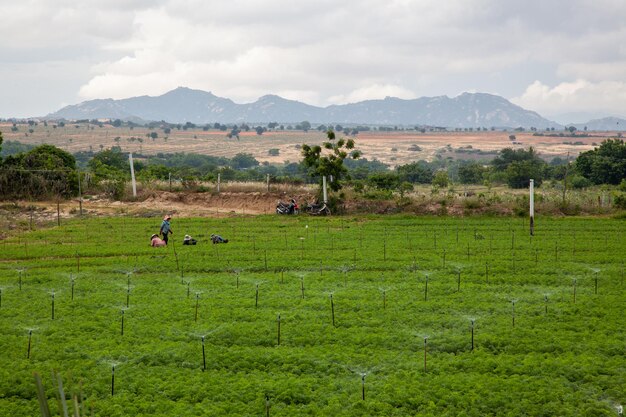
(396, 161, 433, 184)
(255, 126, 265, 135)
(230, 153, 259, 169)
(301, 130, 361, 192)
(367, 172, 400, 191)
(458, 162, 487, 184)
(299, 121, 311, 132)
(432, 170, 449, 188)
(575, 139, 626, 185)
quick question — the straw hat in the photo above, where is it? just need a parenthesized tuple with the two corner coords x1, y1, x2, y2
(184, 235, 191, 239)
(164, 215, 172, 220)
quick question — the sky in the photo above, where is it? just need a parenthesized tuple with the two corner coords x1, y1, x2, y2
(1, 0, 625, 123)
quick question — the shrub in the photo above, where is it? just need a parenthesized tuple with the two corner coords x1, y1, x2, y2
(613, 193, 626, 209)
(570, 175, 592, 189)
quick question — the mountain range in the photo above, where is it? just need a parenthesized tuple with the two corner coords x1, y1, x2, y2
(45, 87, 625, 130)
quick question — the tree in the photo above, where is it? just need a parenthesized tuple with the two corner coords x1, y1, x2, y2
(575, 139, 626, 185)
(149, 132, 158, 139)
(458, 162, 486, 184)
(432, 170, 449, 188)
(255, 126, 265, 135)
(299, 121, 311, 132)
(230, 153, 259, 169)
(301, 130, 361, 192)
(396, 161, 433, 184)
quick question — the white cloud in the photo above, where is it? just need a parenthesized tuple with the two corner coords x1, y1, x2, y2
(2, 0, 626, 116)
(512, 79, 626, 116)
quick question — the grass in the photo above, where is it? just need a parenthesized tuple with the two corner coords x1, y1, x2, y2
(0, 214, 624, 416)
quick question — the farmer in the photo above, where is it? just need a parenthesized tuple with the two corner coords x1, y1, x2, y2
(210, 234, 229, 244)
(150, 234, 166, 247)
(182, 234, 197, 245)
(160, 215, 173, 245)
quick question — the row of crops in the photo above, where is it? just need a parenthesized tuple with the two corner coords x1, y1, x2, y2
(0, 214, 624, 416)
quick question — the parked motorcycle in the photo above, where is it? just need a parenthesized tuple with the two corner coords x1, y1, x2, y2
(276, 199, 299, 215)
(305, 202, 331, 216)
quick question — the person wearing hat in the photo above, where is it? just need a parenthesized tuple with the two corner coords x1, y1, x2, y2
(150, 234, 167, 247)
(160, 215, 173, 245)
(182, 234, 197, 245)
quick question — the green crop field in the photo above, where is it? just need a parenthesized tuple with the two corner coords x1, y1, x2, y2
(0, 215, 624, 416)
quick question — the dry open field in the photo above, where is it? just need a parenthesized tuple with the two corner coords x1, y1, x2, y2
(1, 123, 618, 166)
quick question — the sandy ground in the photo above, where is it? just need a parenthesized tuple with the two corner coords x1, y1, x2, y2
(2, 123, 617, 167)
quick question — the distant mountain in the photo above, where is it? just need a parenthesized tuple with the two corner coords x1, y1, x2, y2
(47, 87, 561, 128)
(571, 117, 626, 131)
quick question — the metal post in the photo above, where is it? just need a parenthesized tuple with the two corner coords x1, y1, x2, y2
(217, 173, 221, 193)
(266, 174, 270, 192)
(129, 153, 137, 198)
(529, 179, 534, 236)
(322, 176, 328, 204)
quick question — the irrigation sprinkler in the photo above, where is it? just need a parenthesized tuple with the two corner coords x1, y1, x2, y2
(442, 249, 446, 268)
(423, 336, 428, 372)
(187, 281, 191, 298)
(424, 275, 429, 301)
(361, 373, 366, 400)
(126, 287, 130, 308)
(27, 330, 33, 359)
(255, 284, 259, 308)
(51, 291, 55, 320)
(594, 270, 598, 295)
(265, 395, 271, 417)
(194, 293, 200, 321)
(300, 277, 305, 299)
(382, 289, 387, 309)
(111, 366, 115, 396)
(120, 309, 125, 336)
(330, 294, 335, 327)
(456, 269, 461, 292)
(573, 278, 577, 304)
(277, 314, 281, 346)
(466, 242, 470, 261)
(18, 269, 24, 290)
(320, 260, 323, 276)
(617, 404, 623, 417)
(470, 319, 475, 352)
(201, 336, 206, 371)
(511, 300, 516, 328)
(70, 275, 75, 301)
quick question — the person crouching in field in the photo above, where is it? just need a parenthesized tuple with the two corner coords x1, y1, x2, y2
(151, 234, 166, 247)
(183, 234, 197, 245)
(211, 234, 228, 244)
(160, 215, 173, 245)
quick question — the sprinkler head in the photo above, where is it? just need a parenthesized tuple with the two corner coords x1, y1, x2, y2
(616, 405, 623, 417)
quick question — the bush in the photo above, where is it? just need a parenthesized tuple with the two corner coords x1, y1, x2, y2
(613, 193, 626, 209)
(570, 175, 592, 189)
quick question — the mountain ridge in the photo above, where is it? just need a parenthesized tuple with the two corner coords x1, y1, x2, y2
(47, 86, 564, 128)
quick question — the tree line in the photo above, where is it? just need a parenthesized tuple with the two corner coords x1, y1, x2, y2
(0, 128, 625, 201)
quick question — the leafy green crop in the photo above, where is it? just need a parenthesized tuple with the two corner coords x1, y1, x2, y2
(0, 215, 624, 416)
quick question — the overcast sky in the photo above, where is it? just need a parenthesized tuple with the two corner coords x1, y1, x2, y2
(2, 0, 625, 122)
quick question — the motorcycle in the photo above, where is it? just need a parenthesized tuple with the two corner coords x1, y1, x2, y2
(276, 200, 299, 215)
(305, 202, 331, 216)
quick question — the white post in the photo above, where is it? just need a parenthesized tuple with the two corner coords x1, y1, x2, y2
(129, 152, 137, 198)
(267, 174, 270, 192)
(529, 179, 534, 236)
(322, 176, 328, 204)
(217, 173, 221, 193)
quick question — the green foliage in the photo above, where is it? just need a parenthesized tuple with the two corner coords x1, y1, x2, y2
(432, 170, 450, 188)
(301, 130, 361, 192)
(491, 147, 546, 188)
(0, 216, 623, 416)
(0, 144, 78, 199)
(395, 161, 433, 184)
(576, 139, 626, 185)
(457, 162, 487, 184)
(230, 153, 260, 170)
(0, 140, 35, 158)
